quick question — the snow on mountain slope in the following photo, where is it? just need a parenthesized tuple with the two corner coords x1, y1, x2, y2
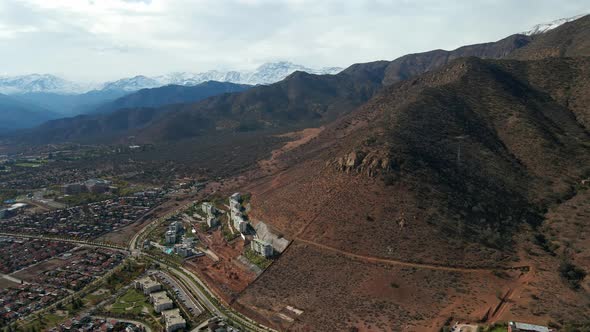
(101, 75, 162, 92)
(523, 14, 586, 35)
(240, 61, 342, 85)
(156, 61, 342, 86)
(0, 74, 95, 94)
(0, 62, 343, 95)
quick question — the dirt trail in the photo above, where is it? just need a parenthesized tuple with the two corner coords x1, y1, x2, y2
(257, 127, 324, 174)
(488, 264, 535, 322)
(295, 238, 527, 273)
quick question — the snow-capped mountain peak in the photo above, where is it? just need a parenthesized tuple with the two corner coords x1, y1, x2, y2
(522, 14, 586, 36)
(101, 75, 162, 92)
(103, 62, 343, 91)
(0, 62, 344, 95)
(0, 74, 92, 94)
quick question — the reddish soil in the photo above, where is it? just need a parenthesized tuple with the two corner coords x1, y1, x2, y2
(232, 114, 590, 330)
(258, 127, 324, 174)
(184, 229, 256, 304)
(236, 240, 523, 332)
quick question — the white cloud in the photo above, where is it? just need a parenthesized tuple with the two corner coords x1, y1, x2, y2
(0, 0, 588, 81)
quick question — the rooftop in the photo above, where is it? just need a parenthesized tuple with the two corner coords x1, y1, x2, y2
(151, 291, 172, 305)
(510, 322, 550, 332)
(138, 277, 160, 289)
(162, 308, 185, 326)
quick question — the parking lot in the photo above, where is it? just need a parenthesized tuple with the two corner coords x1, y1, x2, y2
(149, 270, 205, 317)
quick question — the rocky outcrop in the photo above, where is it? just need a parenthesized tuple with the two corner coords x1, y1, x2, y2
(330, 149, 392, 177)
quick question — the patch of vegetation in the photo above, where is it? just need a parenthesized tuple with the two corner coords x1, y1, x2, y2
(14, 161, 44, 168)
(383, 173, 398, 186)
(241, 192, 252, 204)
(109, 288, 151, 315)
(562, 320, 590, 332)
(244, 247, 272, 269)
(559, 260, 587, 289)
(0, 189, 17, 202)
(115, 181, 149, 197)
(66, 296, 85, 312)
(83, 289, 111, 306)
(220, 214, 239, 242)
(534, 233, 558, 255)
(489, 325, 508, 332)
(105, 260, 146, 292)
(57, 192, 114, 207)
(14, 312, 66, 332)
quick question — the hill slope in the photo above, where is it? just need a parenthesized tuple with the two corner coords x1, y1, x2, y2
(509, 14, 590, 60)
(94, 81, 252, 115)
(379, 34, 532, 85)
(0, 94, 58, 131)
(134, 70, 384, 141)
(247, 56, 590, 266)
(238, 56, 590, 331)
(15, 89, 129, 116)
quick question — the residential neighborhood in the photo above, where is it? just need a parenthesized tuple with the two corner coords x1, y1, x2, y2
(0, 192, 165, 239)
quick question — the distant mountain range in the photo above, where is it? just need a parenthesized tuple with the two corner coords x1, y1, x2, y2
(12, 27, 542, 143)
(94, 81, 252, 114)
(0, 81, 251, 133)
(0, 74, 93, 95)
(0, 16, 584, 133)
(0, 62, 340, 117)
(0, 93, 58, 131)
(0, 62, 342, 95)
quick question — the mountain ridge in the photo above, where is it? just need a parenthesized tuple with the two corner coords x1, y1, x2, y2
(94, 81, 252, 115)
(1, 61, 342, 95)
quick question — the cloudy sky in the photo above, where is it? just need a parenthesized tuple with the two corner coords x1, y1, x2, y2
(0, 0, 587, 81)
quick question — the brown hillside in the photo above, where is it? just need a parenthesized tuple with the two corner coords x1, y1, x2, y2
(247, 56, 590, 265)
(15, 31, 532, 145)
(381, 34, 531, 85)
(237, 57, 590, 330)
(509, 14, 590, 60)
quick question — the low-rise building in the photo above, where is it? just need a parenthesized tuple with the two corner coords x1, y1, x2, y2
(251, 238, 273, 257)
(508, 321, 551, 332)
(85, 179, 111, 193)
(61, 183, 86, 195)
(175, 245, 194, 258)
(162, 309, 186, 332)
(150, 291, 173, 313)
(134, 277, 161, 295)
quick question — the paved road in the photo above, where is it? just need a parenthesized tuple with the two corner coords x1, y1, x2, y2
(90, 315, 152, 332)
(150, 270, 205, 316)
(0, 232, 128, 252)
(0, 273, 25, 284)
(2, 203, 278, 332)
